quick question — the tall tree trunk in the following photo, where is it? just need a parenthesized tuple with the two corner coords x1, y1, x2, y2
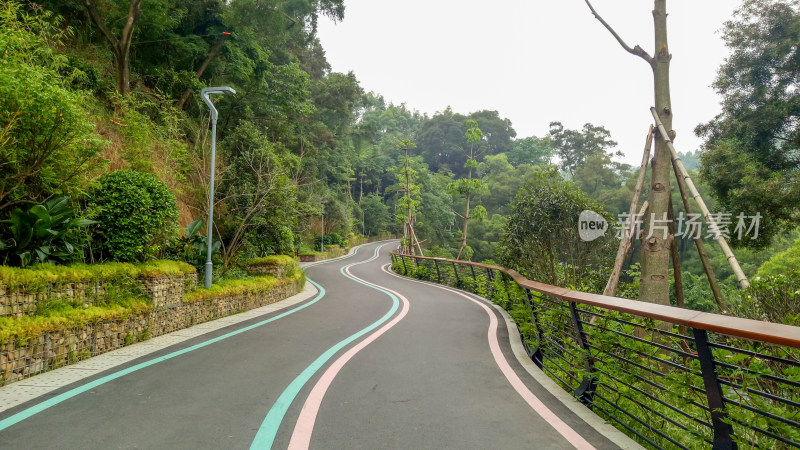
(457, 192, 471, 260)
(585, 0, 672, 305)
(456, 152, 474, 260)
(84, 0, 142, 95)
(640, 0, 673, 306)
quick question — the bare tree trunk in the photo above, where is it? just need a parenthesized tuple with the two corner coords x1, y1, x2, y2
(457, 192, 471, 260)
(456, 150, 474, 260)
(84, 0, 142, 95)
(585, 0, 671, 305)
(640, 0, 674, 306)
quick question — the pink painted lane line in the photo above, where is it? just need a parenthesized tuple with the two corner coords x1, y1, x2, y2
(287, 264, 411, 450)
(383, 269, 597, 450)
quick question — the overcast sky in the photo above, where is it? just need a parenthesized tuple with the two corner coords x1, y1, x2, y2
(317, 0, 740, 166)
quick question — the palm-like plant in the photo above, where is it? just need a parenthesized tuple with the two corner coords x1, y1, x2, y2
(2, 197, 95, 267)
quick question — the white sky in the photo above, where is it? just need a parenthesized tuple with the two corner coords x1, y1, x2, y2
(317, 0, 740, 166)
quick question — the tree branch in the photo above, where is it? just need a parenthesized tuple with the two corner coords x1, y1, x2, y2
(83, 0, 118, 48)
(584, 0, 654, 67)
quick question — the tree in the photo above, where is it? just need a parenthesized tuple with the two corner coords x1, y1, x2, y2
(696, 0, 800, 247)
(82, 0, 143, 94)
(499, 169, 615, 288)
(448, 120, 488, 260)
(549, 122, 619, 176)
(507, 136, 553, 167)
(360, 193, 390, 236)
(585, 0, 675, 306)
(395, 139, 423, 255)
(214, 122, 299, 269)
(0, 1, 106, 213)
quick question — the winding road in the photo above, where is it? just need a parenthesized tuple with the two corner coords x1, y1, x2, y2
(0, 241, 635, 449)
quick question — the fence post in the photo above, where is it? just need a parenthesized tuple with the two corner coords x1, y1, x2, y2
(524, 289, 545, 368)
(452, 262, 460, 287)
(569, 302, 596, 404)
(486, 268, 495, 299)
(401, 255, 408, 275)
(433, 259, 441, 283)
(501, 273, 512, 304)
(693, 328, 737, 449)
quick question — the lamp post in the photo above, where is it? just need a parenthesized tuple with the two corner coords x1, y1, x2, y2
(201, 86, 236, 289)
(320, 205, 324, 253)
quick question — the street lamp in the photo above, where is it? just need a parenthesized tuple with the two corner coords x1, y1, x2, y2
(201, 86, 236, 289)
(320, 205, 324, 253)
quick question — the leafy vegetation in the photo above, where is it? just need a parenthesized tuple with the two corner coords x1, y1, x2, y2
(184, 267, 304, 303)
(498, 169, 615, 289)
(0, 260, 193, 290)
(697, 0, 800, 247)
(0, 299, 151, 344)
(1, 197, 95, 267)
(88, 170, 178, 262)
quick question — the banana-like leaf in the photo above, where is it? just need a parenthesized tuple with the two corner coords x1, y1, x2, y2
(186, 219, 204, 238)
(70, 218, 98, 227)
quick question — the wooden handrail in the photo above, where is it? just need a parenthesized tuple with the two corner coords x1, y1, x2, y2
(391, 252, 800, 349)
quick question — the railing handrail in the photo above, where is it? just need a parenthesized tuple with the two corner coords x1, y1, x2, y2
(391, 252, 800, 349)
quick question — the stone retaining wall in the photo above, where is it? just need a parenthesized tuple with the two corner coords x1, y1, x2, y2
(0, 273, 198, 318)
(299, 246, 347, 262)
(244, 264, 286, 278)
(0, 279, 300, 386)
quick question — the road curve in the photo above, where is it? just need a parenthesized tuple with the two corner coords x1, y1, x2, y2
(0, 241, 627, 449)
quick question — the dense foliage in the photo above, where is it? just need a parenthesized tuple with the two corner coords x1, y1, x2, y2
(498, 169, 615, 289)
(696, 0, 800, 247)
(0, 0, 795, 319)
(88, 170, 178, 262)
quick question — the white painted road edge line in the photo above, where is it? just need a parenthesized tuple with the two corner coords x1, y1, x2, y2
(490, 303, 644, 450)
(0, 283, 318, 413)
(386, 269, 643, 450)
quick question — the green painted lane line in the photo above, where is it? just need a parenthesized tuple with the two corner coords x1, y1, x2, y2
(0, 246, 366, 432)
(250, 244, 399, 450)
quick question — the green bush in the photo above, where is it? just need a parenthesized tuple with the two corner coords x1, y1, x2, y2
(0, 197, 95, 267)
(498, 169, 615, 289)
(0, 2, 106, 213)
(88, 170, 178, 262)
(756, 238, 800, 278)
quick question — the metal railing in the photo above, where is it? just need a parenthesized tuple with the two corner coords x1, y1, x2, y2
(390, 253, 800, 450)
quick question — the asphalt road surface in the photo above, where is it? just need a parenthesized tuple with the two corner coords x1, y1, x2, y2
(0, 241, 627, 449)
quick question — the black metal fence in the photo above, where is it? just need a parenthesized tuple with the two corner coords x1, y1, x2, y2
(390, 253, 800, 450)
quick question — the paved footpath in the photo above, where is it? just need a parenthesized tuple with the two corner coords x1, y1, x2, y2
(0, 241, 640, 449)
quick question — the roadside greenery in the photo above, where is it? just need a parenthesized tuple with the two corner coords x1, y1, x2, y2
(0, 0, 797, 351)
(392, 257, 800, 449)
(88, 170, 178, 262)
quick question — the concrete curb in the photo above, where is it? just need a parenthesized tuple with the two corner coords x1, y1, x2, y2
(384, 266, 644, 450)
(488, 300, 644, 450)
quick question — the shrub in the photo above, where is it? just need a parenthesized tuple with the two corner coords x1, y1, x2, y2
(0, 2, 106, 213)
(498, 169, 615, 288)
(0, 197, 95, 267)
(88, 170, 178, 262)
